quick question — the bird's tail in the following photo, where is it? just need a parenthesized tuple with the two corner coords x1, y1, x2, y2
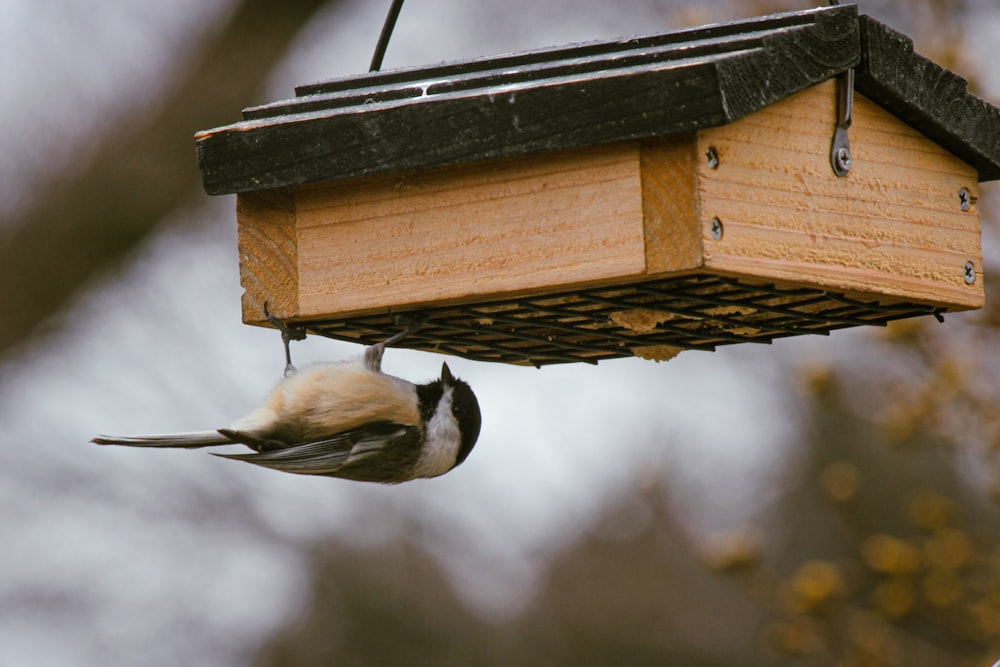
(91, 431, 231, 449)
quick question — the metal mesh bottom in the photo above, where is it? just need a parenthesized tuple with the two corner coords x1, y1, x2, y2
(304, 274, 944, 366)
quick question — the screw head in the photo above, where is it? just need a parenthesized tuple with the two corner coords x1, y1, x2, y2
(958, 187, 971, 212)
(963, 261, 976, 285)
(710, 217, 723, 240)
(705, 147, 719, 169)
(834, 147, 852, 173)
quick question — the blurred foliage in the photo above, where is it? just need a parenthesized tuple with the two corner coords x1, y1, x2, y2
(253, 318, 1000, 666)
(252, 1, 1000, 665)
(254, 481, 767, 666)
(3, 0, 996, 663)
(756, 342, 1000, 666)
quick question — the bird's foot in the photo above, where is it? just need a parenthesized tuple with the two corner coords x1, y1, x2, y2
(263, 302, 308, 376)
(364, 315, 425, 372)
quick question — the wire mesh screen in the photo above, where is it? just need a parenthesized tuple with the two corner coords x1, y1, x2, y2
(305, 274, 944, 366)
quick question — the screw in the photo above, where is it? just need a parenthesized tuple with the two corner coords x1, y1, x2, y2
(705, 147, 719, 169)
(958, 187, 971, 212)
(963, 261, 976, 285)
(834, 147, 852, 174)
(710, 217, 723, 240)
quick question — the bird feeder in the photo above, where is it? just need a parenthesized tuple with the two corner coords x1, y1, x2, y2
(195, 5, 1000, 366)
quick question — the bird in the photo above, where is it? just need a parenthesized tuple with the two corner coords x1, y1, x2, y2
(91, 319, 482, 483)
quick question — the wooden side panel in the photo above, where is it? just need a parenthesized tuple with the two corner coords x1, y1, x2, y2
(291, 144, 647, 318)
(236, 189, 300, 323)
(640, 134, 704, 275)
(698, 80, 983, 309)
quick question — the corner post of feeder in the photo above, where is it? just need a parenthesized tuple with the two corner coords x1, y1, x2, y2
(235, 188, 300, 326)
(639, 134, 706, 276)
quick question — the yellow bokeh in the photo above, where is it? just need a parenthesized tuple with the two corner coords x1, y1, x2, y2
(820, 462, 862, 502)
(782, 559, 844, 613)
(925, 529, 973, 571)
(908, 492, 955, 531)
(862, 534, 923, 575)
(871, 578, 917, 618)
(922, 568, 963, 607)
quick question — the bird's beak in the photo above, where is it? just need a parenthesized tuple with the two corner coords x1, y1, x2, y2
(441, 362, 455, 386)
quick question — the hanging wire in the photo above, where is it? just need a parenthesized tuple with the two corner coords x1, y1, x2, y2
(370, 0, 406, 72)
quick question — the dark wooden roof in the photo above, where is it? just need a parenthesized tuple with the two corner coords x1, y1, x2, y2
(856, 15, 1000, 181)
(195, 5, 1000, 194)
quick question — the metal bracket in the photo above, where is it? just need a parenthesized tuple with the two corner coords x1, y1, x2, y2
(827, 0, 853, 177)
(830, 68, 854, 177)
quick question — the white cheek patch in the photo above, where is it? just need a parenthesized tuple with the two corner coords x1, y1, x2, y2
(411, 386, 461, 479)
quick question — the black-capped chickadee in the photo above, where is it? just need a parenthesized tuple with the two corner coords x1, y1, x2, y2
(92, 332, 482, 483)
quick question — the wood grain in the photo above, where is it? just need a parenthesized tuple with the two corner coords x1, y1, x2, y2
(696, 80, 983, 309)
(236, 78, 984, 330)
(236, 189, 299, 323)
(640, 135, 703, 275)
(290, 144, 647, 318)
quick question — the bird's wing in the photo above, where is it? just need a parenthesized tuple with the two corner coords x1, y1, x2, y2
(212, 422, 421, 476)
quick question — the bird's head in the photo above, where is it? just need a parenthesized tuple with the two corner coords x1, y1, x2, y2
(418, 362, 482, 470)
(439, 362, 481, 466)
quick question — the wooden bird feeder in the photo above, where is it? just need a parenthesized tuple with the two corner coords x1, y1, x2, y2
(195, 5, 1000, 366)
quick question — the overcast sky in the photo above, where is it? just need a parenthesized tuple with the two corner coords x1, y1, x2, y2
(2, 1, 998, 665)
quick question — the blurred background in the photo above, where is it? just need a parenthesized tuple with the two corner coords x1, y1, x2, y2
(2, 0, 999, 665)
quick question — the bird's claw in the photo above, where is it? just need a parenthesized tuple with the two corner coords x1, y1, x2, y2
(263, 302, 307, 376)
(364, 316, 425, 372)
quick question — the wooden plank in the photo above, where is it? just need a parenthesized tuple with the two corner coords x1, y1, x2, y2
(293, 7, 833, 98)
(196, 6, 859, 195)
(236, 189, 299, 323)
(696, 80, 983, 309)
(249, 7, 852, 121)
(197, 64, 728, 196)
(290, 144, 648, 319)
